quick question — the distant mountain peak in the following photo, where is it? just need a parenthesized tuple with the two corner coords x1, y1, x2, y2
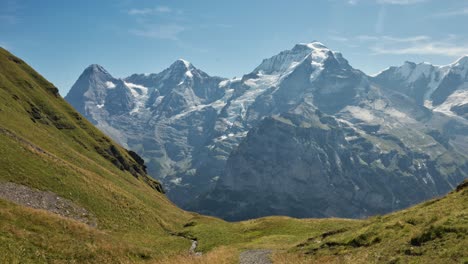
(177, 58, 192, 67)
(254, 41, 346, 75)
(169, 59, 193, 70)
(293, 41, 328, 51)
(452, 55, 468, 67)
(85, 64, 109, 74)
(403, 61, 417, 67)
(162, 59, 199, 81)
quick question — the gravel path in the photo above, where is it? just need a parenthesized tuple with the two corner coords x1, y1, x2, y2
(239, 249, 272, 264)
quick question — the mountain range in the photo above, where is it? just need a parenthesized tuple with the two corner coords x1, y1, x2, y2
(65, 42, 468, 220)
(1, 46, 467, 263)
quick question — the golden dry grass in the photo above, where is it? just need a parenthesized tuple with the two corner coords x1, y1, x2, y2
(272, 251, 370, 264)
(152, 246, 238, 264)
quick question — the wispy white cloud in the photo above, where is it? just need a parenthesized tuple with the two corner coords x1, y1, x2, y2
(375, 5, 386, 33)
(334, 34, 468, 57)
(433, 7, 468, 18)
(343, 0, 428, 5)
(374, 1, 428, 34)
(371, 42, 468, 56)
(128, 6, 172, 15)
(376, 0, 428, 5)
(354, 34, 468, 57)
(380, 35, 431, 42)
(356, 35, 379, 41)
(198, 23, 233, 29)
(329, 36, 349, 42)
(215, 23, 233, 29)
(338, 34, 431, 43)
(128, 8, 152, 15)
(130, 24, 185, 40)
(127, 5, 187, 40)
(126, 5, 230, 42)
(155, 6, 172, 13)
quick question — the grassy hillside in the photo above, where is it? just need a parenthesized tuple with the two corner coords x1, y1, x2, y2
(0, 47, 196, 262)
(273, 180, 468, 263)
(0, 47, 466, 263)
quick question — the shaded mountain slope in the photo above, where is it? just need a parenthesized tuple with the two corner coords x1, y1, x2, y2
(193, 111, 466, 220)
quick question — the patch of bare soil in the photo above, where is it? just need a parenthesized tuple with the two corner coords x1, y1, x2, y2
(239, 249, 272, 264)
(0, 182, 97, 227)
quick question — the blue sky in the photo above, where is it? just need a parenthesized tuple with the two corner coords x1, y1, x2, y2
(1, 0, 468, 95)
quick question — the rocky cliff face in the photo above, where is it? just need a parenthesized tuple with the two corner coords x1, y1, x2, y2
(66, 60, 228, 204)
(193, 111, 466, 220)
(66, 42, 468, 220)
(66, 64, 135, 120)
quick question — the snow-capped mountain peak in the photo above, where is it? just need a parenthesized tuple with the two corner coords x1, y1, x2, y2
(170, 58, 193, 70)
(452, 55, 468, 67)
(298, 41, 327, 49)
(395, 61, 436, 81)
(84, 64, 110, 75)
(65, 63, 136, 125)
(375, 56, 468, 88)
(253, 41, 346, 76)
(162, 59, 199, 81)
(373, 56, 468, 114)
(177, 58, 192, 68)
(73, 64, 115, 91)
(77, 64, 120, 91)
(449, 56, 468, 77)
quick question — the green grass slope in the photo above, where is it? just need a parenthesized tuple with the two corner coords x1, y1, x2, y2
(275, 180, 468, 263)
(0, 47, 197, 262)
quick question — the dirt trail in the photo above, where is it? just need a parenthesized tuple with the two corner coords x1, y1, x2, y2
(239, 249, 272, 264)
(0, 182, 97, 227)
